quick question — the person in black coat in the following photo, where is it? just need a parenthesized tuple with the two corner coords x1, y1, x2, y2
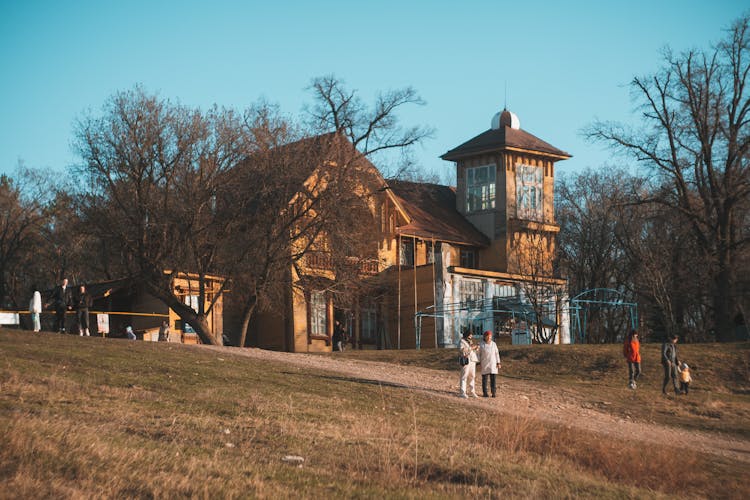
(75, 284, 92, 336)
(51, 278, 73, 333)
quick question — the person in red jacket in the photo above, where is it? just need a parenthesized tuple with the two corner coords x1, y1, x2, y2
(623, 330, 642, 389)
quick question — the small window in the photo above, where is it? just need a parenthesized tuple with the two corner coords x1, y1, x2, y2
(460, 248, 478, 269)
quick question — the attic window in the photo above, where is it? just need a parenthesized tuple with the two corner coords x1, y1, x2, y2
(466, 165, 496, 212)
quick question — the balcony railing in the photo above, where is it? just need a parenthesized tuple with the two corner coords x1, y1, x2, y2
(305, 252, 333, 270)
(304, 253, 379, 275)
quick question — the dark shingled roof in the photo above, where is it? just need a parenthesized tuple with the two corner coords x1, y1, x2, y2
(441, 126, 571, 161)
(387, 180, 489, 247)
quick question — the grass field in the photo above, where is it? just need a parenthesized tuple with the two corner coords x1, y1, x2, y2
(1, 329, 748, 499)
(337, 340, 750, 438)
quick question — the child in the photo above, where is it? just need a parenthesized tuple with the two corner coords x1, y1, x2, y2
(679, 362, 692, 395)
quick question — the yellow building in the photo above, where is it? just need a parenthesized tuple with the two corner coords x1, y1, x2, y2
(87, 273, 224, 343)
(249, 107, 571, 351)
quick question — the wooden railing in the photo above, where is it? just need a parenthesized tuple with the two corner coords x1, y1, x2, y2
(304, 253, 379, 275)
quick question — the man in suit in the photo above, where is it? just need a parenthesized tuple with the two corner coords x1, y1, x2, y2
(52, 278, 73, 333)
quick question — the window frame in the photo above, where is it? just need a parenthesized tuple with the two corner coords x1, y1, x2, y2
(309, 290, 327, 339)
(400, 237, 415, 266)
(360, 299, 377, 343)
(459, 248, 478, 269)
(516, 164, 544, 221)
(466, 164, 496, 213)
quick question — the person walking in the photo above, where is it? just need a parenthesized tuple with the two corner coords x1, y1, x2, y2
(478, 330, 501, 397)
(51, 278, 72, 333)
(623, 329, 642, 389)
(458, 330, 479, 398)
(29, 286, 42, 332)
(75, 284, 92, 336)
(661, 334, 681, 395)
(333, 320, 345, 352)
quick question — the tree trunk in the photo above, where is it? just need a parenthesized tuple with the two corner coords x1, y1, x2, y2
(714, 264, 734, 342)
(238, 295, 258, 348)
(158, 291, 221, 346)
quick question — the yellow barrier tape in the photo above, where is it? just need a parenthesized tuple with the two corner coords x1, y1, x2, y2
(1, 310, 169, 318)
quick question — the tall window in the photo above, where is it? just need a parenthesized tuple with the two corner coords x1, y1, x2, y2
(400, 237, 414, 266)
(466, 165, 496, 212)
(310, 291, 327, 337)
(361, 300, 377, 342)
(426, 241, 435, 264)
(516, 164, 543, 220)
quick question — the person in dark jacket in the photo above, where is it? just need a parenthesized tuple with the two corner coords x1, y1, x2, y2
(332, 320, 345, 352)
(661, 334, 681, 395)
(75, 284, 92, 336)
(51, 278, 73, 333)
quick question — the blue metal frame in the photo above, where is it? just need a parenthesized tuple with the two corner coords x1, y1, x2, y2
(569, 288, 638, 344)
(414, 297, 546, 349)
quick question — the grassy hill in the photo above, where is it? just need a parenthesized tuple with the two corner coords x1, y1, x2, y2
(338, 341, 750, 438)
(1, 330, 748, 499)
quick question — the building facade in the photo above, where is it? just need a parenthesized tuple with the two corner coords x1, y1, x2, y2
(248, 107, 571, 351)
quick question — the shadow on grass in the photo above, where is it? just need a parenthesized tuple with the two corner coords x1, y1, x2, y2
(282, 371, 455, 397)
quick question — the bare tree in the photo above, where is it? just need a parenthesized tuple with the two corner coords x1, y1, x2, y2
(73, 87, 248, 345)
(232, 77, 431, 350)
(0, 168, 50, 308)
(510, 230, 567, 344)
(587, 15, 750, 341)
(615, 190, 711, 341)
(555, 169, 641, 342)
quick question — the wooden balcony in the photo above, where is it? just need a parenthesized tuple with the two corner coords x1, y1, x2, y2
(304, 253, 379, 275)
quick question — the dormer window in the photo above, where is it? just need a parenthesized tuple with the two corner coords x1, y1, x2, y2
(466, 164, 496, 212)
(516, 164, 543, 221)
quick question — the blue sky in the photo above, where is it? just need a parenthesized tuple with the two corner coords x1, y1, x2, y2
(0, 1, 744, 183)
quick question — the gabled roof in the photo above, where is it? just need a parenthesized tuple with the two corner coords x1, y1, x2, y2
(387, 180, 489, 248)
(441, 126, 571, 161)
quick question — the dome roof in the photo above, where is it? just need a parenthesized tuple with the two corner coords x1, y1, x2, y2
(491, 108, 520, 130)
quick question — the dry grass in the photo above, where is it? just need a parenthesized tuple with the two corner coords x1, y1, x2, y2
(342, 341, 750, 438)
(1, 330, 748, 498)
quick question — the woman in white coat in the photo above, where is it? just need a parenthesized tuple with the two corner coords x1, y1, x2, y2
(29, 287, 42, 332)
(459, 330, 479, 398)
(478, 330, 501, 397)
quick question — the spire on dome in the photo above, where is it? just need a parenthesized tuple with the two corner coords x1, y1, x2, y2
(491, 108, 520, 130)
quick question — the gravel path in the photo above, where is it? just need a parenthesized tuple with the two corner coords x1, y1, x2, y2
(204, 345, 750, 464)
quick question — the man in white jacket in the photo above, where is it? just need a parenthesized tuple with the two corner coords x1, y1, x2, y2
(459, 330, 479, 398)
(478, 330, 501, 397)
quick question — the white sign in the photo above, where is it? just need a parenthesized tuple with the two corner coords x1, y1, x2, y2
(0, 312, 19, 325)
(97, 314, 110, 335)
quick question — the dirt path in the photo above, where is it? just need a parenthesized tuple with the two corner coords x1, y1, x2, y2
(204, 345, 750, 464)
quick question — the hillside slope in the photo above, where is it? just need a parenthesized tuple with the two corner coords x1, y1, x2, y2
(1, 330, 748, 498)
